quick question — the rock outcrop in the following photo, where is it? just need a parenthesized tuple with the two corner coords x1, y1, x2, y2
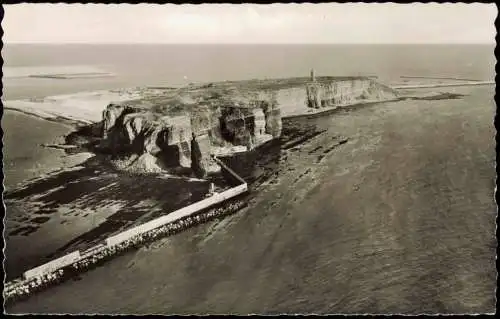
(190, 133, 212, 179)
(96, 75, 397, 179)
(260, 99, 282, 138)
(101, 107, 193, 170)
(306, 84, 321, 109)
(102, 103, 135, 138)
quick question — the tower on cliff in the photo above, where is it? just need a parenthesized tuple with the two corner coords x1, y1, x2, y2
(310, 68, 316, 82)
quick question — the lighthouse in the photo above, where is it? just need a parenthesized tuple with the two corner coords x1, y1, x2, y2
(310, 68, 316, 82)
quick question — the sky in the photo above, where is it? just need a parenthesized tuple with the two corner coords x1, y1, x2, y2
(2, 3, 497, 44)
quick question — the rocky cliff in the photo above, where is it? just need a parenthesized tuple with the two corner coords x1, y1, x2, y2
(96, 76, 397, 179)
(99, 87, 283, 178)
(305, 78, 398, 111)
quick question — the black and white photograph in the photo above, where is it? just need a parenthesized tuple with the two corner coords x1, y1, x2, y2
(1, 2, 497, 315)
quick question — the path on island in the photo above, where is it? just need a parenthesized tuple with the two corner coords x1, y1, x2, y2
(7, 86, 496, 314)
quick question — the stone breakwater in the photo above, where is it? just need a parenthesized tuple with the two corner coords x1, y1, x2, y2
(4, 196, 248, 305)
(89, 76, 397, 179)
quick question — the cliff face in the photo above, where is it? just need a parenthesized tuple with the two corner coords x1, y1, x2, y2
(304, 78, 399, 111)
(97, 76, 397, 179)
(100, 97, 281, 178)
(101, 106, 193, 170)
(190, 133, 212, 179)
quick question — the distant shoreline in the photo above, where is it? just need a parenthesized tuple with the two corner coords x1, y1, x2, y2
(29, 73, 115, 80)
(392, 81, 494, 89)
(400, 75, 484, 82)
(6, 73, 115, 80)
(3, 65, 115, 80)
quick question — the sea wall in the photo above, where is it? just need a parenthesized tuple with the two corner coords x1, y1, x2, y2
(105, 183, 248, 247)
(23, 251, 81, 280)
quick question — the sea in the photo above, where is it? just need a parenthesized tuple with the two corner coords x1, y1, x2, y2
(2, 44, 497, 314)
(2, 44, 496, 99)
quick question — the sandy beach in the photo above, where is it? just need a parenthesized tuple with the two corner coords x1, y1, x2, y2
(3, 88, 146, 124)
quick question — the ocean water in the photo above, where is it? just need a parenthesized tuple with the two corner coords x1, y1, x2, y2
(2, 44, 497, 314)
(1, 111, 74, 189)
(2, 44, 496, 99)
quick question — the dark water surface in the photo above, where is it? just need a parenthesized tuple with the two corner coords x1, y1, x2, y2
(1, 111, 74, 190)
(6, 85, 496, 314)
